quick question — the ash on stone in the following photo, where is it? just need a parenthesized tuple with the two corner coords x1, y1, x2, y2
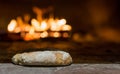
(12, 50, 72, 66)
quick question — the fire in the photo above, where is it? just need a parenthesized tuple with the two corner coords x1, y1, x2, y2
(31, 19, 41, 31)
(53, 32, 61, 38)
(29, 27, 35, 35)
(31, 19, 40, 28)
(7, 7, 72, 41)
(50, 23, 59, 31)
(40, 21, 48, 31)
(40, 31, 48, 38)
(57, 19, 66, 26)
(63, 32, 69, 38)
(62, 25, 72, 31)
(7, 19, 17, 32)
(24, 27, 41, 41)
(14, 27, 21, 33)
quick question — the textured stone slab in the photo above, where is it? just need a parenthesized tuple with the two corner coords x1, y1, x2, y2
(0, 63, 120, 74)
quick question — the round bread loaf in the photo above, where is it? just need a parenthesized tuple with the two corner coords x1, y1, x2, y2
(12, 51, 72, 66)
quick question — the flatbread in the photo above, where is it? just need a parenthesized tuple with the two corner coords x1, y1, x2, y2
(12, 51, 72, 66)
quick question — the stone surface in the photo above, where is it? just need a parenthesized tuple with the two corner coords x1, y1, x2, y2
(0, 63, 120, 74)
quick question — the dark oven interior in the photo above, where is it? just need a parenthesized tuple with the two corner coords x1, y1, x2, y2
(0, 0, 120, 63)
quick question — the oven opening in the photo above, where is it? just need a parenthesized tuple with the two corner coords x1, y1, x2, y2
(0, 0, 120, 63)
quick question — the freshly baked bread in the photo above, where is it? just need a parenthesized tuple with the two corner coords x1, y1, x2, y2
(12, 51, 72, 66)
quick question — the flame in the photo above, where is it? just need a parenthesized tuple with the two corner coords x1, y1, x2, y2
(29, 27, 35, 35)
(31, 19, 41, 31)
(14, 27, 21, 33)
(8, 19, 17, 32)
(50, 19, 63, 31)
(24, 27, 41, 41)
(7, 7, 72, 41)
(57, 19, 66, 26)
(23, 27, 35, 41)
(40, 21, 48, 31)
(48, 18, 60, 31)
(62, 25, 72, 31)
(50, 23, 59, 31)
(24, 25, 31, 32)
(31, 19, 40, 28)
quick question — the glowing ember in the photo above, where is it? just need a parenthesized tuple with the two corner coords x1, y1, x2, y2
(40, 31, 49, 38)
(53, 32, 61, 38)
(63, 32, 69, 38)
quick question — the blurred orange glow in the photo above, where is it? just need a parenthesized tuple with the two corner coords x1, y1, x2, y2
(62, 25, 72, 31)
(63, 32, 69, 38)
(40, 21, 48, 31)
(53, 32, 61, 38)
(40, 31, 48, 38)
(7, 19, 17, 32)
(7, 7, 72, 41)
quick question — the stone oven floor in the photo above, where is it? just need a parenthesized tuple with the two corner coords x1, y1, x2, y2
(0, 40, 120, 63)
(0, 63, 120, 74)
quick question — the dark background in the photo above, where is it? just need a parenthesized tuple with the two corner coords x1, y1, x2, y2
(0, 0, 120, 32)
